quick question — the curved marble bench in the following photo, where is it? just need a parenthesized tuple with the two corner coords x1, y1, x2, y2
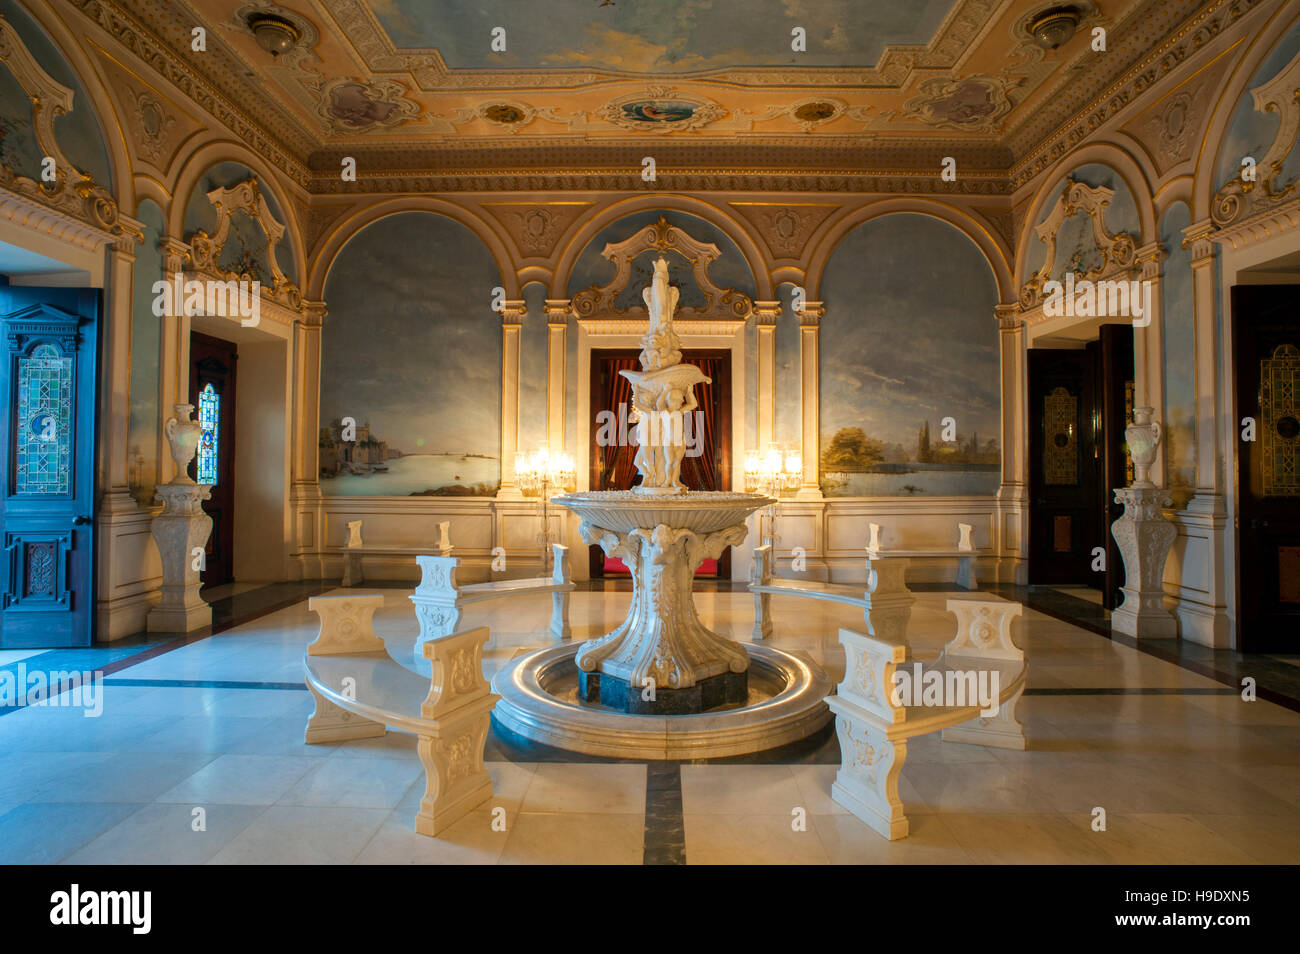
(827, 597, 1027, 841)
(302, 593, 497, 837)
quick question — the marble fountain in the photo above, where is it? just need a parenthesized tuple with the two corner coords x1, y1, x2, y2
(491, 258, 832, 758)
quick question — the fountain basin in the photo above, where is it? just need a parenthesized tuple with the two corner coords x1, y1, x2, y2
(550, 490, 773, 534)
(491, 643, 833, 759)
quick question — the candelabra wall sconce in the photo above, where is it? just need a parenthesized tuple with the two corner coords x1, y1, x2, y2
(515, 447, 577, 574)
(744, 446, 801, 547)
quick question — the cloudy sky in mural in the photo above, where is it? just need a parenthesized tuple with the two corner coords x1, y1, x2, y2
(321, 212, 501, 456)
(819, 214, 999, 450)
(371, 0, 956, 71)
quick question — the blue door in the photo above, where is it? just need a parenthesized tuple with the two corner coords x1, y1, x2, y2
(0, 283, 99, 648)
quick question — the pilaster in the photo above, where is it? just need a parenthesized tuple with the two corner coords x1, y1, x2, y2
(753, 300, 781, 452)
(794, 301, 824, 500)
(497, 300, 526, 499)
(995, 304, 1028, 584)
(1134, 242, 1168, 485)
(544, 300, 571, 453)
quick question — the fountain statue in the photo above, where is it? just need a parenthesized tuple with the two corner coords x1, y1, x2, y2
(491, 256, 830, 754)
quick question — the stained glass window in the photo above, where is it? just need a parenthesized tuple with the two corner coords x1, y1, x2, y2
(197, 382, 219, 485)
(15, 344, 72, 495)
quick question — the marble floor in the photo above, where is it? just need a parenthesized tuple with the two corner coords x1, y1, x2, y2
(1, 585, 1298, 865)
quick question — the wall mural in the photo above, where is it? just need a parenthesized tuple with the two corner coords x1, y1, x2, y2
(319, 211, 502, 497)
(819, 213, 1000, 497)
(1160, 201, 1196, 505)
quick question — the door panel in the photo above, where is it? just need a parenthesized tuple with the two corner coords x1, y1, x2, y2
(1028, 348, 1101, 585)
(189, 332, 236, 588)
(0, 285, 99, 648)
(1232, 285, 1300, 652)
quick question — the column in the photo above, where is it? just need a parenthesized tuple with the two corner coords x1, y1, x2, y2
(98, 219, 144, 513)
(1133, 241, 1168, 484)
(1177, 218, 1230, 647)
(289, 301, 326, 579)
(497, 299, 526, 499)
(544, 299, 571, 453)
(156, 238, 191, 484)
(753, 300, 781, 453)
(794, 300, 825, 500)
(995, 303, 1029, 584)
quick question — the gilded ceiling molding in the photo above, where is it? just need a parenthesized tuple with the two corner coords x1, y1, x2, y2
(1009, 0, 1263, 190)
(187, 177, 302, 311)
(68, 0, 313, 187)
(1210, 44, 1300, 228)
(479, 202, 593, 258)
(570, 216, 752, 321)
(1019, 176, 1138, 309)
(904, 74, 1021, 134)
(0, 14, 139, 247)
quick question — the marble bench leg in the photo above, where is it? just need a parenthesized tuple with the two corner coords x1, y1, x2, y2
(829, 712, 909, 840)
(342, 550, 363, 587)
(752, 589, 772, 640)
(304, 683, 386, 743)
(414, 713, 493, 836)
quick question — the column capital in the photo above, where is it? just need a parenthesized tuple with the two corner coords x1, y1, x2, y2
(794, 301, 825, 326)
(157, 237, 190, 275)
(1135, 241, 1167, 279)
(110, 213, 145, 257)
(300, 300, 327, 327)
(543, 299, 572, 325)
(994, 303, 1022, 331)
(752, 300, 782, 325)
(1181, 219, 1218, 263)
(499, 300, 527, 324)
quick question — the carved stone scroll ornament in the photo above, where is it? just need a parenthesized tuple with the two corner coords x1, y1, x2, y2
(570, 216, 753, 321)
(0, 15, 138, 244)
(1211, 46, 1300, 228)
(1019, 176, 1137, 309)
(187, 177, 301, 309)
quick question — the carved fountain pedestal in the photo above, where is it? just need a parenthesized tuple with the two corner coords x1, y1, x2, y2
(558, 493, 771, 714)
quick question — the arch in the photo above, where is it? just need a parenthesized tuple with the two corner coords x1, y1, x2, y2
(1014, 142, 1156, 289)
(805, 198, 1013, 303)
(1192, 5, 1300, 221)
(553, 194, 772, 300)
(168, 140, 307, 287)
(5, 0, 134, 204)
(308, 197, 514, 301)
(1153, 174, 1195, 218)
(131, 174, 172, 224)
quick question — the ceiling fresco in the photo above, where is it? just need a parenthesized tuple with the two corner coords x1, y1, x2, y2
(72, 0, 1223, 188)
(369, 0, 960, 72)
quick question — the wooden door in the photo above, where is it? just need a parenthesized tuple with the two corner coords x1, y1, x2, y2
(0, 285, 99, 647)
(1232, 285, 1300, 652)
(1028, 348, 1102, 585)
(189, 332, 237, 588)
(1096, 324, 1135, 609)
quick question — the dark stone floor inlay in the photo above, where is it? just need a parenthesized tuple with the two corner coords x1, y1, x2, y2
(643, 762, 686, 865)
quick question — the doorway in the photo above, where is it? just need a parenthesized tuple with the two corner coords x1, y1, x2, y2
(588, 347, 732, 578)
(189, 331, 237, 588)
(1028, 324, 1133, 607)
(1232, 285, 1300, 652)
(0, 285, 100, 647)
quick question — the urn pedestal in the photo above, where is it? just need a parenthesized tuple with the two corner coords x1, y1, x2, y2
(1110, 487, 1177, 638)
(147, 483, 213, 633)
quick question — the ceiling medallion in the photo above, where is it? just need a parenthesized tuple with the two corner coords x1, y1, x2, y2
(599, 88, 725, 134)
(315, 77, 421, 135)
(245, 12, 300, 58)
(903, 74, 1018, 132)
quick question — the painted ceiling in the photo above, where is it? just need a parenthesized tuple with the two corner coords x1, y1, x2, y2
(98, 0, 1205, 181)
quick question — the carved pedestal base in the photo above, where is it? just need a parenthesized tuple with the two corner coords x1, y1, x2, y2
(576, 520, 750, 714)
(146, 483, 213, 633)
(304, 682, 386, 743)
(1110, 487, 1178, 638)
(939, 599, 1026, 750)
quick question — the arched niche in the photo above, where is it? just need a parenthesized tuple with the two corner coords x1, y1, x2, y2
(818, 212, 1000, 498)
(318, 211, 504, 499)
